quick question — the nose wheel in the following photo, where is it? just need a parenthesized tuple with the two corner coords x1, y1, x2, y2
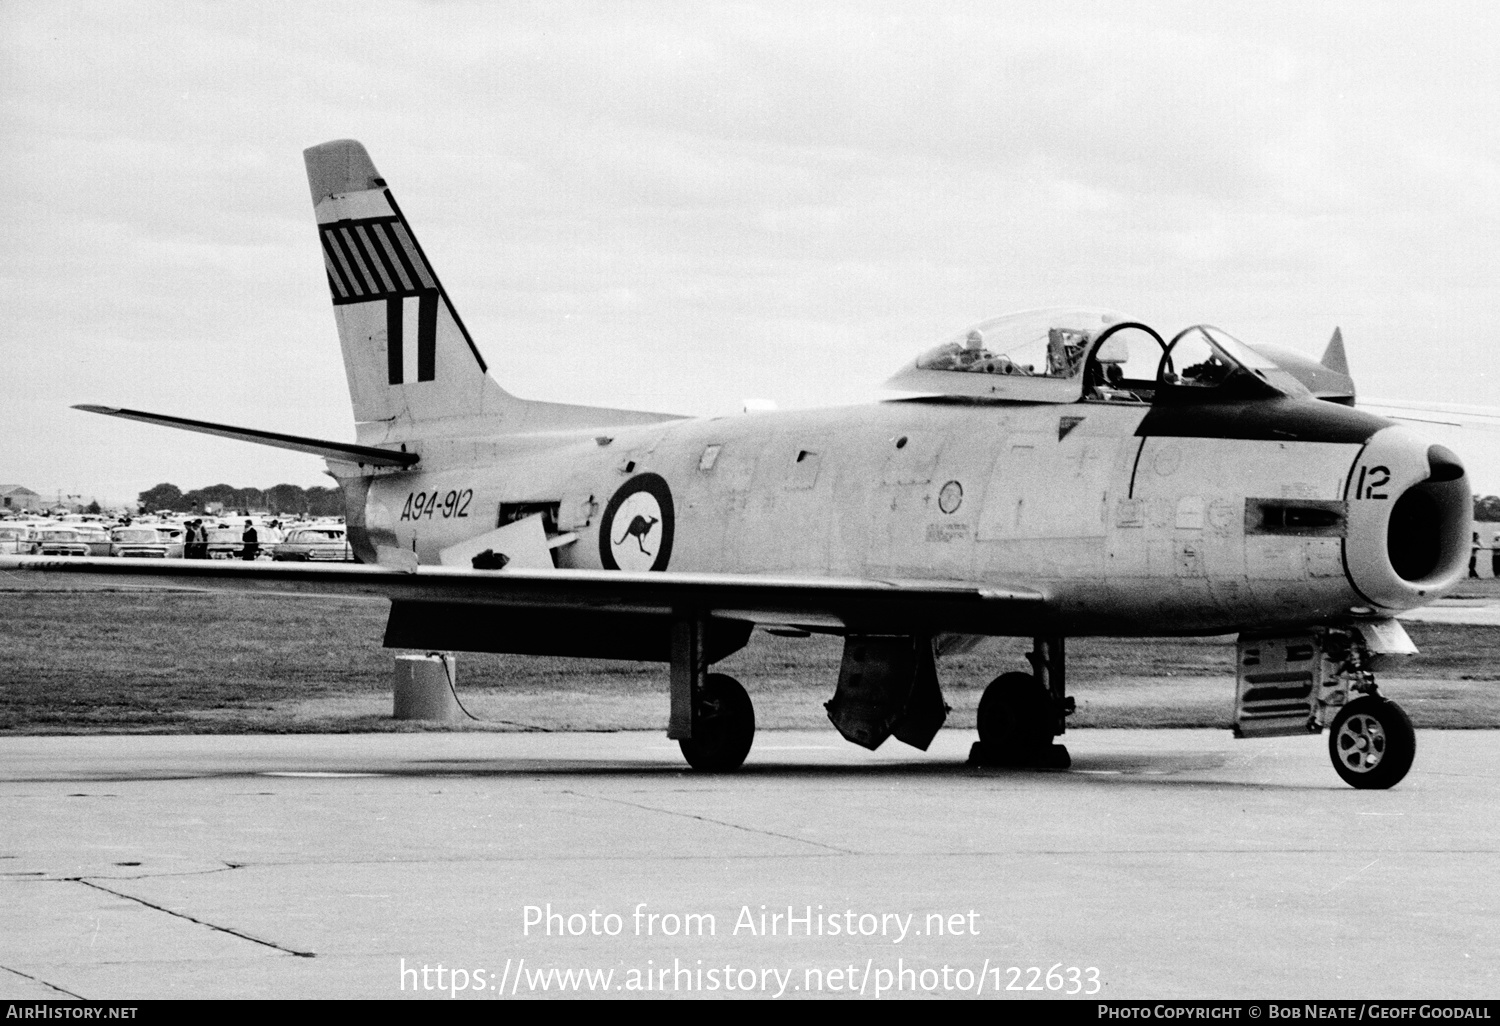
(1328, 696, 1415, 789)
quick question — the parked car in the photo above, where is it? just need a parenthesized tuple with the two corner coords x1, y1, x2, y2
(273, 526, 355, 561)
(109, 525, 185, 558)
(203, 523, 282, 559)
(204, 526, 245, 559)
(0, 525, 38, 555)
(35, 524, 111, 557)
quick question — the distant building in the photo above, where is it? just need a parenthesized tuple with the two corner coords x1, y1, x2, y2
(0, 485, 41, 513)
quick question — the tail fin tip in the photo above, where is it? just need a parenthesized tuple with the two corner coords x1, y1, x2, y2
(304, 139, 384, 206)
(1321, 326, 1350, 376)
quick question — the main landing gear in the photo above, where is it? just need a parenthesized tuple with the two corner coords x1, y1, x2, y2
(679, 673, 756, 772)
(668, 614, 756, 772)
(970, 637, 1073, 769)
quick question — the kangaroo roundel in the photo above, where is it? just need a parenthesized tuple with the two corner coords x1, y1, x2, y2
(600, 474, 675, 572)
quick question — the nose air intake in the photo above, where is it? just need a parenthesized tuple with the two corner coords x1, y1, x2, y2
(1386, 446, 1470, 584)
(1344, 431, 1471, 610)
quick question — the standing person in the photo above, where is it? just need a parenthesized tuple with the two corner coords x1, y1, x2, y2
(1470, 531, 1480, 578)
(241, 519, 259, 561)
(1493, 530, 1500, 579)
(185, 520, 201, 559)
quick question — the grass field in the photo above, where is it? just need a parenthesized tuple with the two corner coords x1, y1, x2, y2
(1, 582, 1498, 734)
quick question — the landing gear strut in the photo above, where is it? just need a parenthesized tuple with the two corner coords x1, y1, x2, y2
(669, 612, 756, 772)
(971, 636, 1072, 769)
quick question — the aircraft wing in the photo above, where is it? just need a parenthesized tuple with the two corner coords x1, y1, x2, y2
(1355, 398, 1500, 433)
(0, 556, 1048, 641)
(1355, 398, 1500, 496)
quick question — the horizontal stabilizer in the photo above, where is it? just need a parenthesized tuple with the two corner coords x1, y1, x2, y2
(73, 405, 419, 468)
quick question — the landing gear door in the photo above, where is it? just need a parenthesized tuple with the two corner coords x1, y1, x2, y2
(1234, 633, 1326, 738)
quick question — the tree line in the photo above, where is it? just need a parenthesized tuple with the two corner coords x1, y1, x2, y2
(137, 482, 345, 517)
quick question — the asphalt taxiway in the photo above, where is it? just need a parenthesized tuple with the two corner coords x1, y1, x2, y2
(2, 728, 1497, 1000)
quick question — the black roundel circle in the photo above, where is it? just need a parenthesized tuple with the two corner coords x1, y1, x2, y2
(599, 473, 675, 572)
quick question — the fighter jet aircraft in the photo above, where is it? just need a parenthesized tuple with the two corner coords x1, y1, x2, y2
(6, 140, 1474, 788)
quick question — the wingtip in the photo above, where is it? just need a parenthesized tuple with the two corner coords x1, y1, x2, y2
(73, 404, 120, 414)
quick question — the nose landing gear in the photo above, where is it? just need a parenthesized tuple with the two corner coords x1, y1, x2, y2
(1328, 695, 1416, 790)
(1237, 623, 1419, 789)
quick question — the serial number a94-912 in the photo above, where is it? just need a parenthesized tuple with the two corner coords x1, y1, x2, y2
(400, 489, 472, 521)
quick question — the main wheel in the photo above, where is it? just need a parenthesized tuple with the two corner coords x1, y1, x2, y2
(1328, 696, 1415, 789)
(975, 671, 1058, 766)
(678, 673, 755, 772)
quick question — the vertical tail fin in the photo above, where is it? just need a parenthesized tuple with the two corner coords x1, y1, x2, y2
(1320, 327, 1350, 377)
(305, 140, 507, 435)
(305, 140, 677, 442)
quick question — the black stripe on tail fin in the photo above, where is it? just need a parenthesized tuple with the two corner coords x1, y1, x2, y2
(313, 202, 487, 376)
(383, 292, 439, 384)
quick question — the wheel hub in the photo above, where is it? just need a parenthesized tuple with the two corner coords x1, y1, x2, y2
(1336, 713, 1386, 771)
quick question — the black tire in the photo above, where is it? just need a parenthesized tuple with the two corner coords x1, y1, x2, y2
(679, 673, 755, 772)
(976, 671, 1057, 765)
(1328, 696, 1416, 790)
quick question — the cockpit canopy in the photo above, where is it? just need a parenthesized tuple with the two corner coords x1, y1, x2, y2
(885, 307, 1309, 404)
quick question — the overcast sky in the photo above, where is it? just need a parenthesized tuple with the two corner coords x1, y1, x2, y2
(3, 0, 1498, 504)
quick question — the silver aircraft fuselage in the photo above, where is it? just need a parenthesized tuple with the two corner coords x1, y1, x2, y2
(354, 392, 1465, 638)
